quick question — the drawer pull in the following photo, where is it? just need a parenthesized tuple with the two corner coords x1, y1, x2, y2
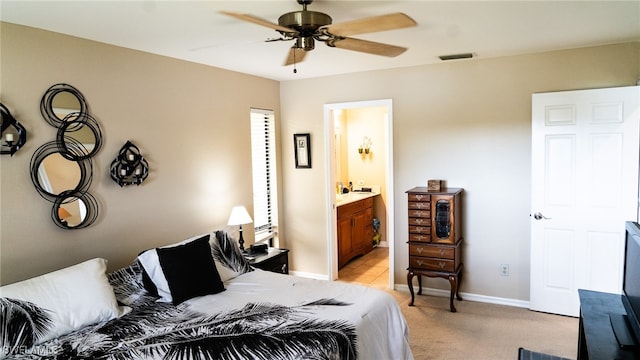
(439, 249, 445, 256)
(439, 262, 446, 269)
(416, 247, 424, 254)
(417, 260, 424, 266)
(416, 203, 425, 209)
(415, 228, 423, 233)
(415, 219, 424, 224)
(416, 194, 423, 200)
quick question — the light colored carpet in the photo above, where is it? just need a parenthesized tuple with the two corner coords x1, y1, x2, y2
(392, 292, 578, 360)
(339, 248, 578, 359)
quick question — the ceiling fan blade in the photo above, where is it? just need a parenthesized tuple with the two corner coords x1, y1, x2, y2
(330, 37, 408, 57)
(323, 12, 417, 37)
(284, 47, 308, 66)
(219, 11, 298, 35)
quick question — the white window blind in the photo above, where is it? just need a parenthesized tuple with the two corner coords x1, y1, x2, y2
(250, 109, 278, 241)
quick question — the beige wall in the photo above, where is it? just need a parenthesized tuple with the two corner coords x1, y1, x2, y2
(0, 22, 281, 285)
(2, 21, 639, 303)
(280, 42, 640, 301)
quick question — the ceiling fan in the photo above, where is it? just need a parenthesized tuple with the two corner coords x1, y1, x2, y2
(220, 0, 417, 70)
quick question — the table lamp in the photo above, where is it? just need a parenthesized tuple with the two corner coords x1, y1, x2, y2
(227, 206, 253, 252)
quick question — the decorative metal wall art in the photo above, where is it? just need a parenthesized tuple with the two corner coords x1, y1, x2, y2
(56, 112, 103, 160)
(1, 103, 27, 156)
(31, 83, 102, 230)
(52, 191, 99, 229)
(30, 140, 94, 202)
(110, 141, 149, 186)
(40, 83, 88, 127)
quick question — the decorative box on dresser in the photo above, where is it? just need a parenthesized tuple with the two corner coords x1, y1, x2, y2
(406, 187, 463, 312)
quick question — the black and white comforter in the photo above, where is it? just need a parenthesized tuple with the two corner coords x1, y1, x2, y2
(2, 258, 412, 359)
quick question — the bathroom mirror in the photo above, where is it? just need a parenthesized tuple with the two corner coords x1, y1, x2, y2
(40, 84, 88, 127)
(31, 141, 92, 202)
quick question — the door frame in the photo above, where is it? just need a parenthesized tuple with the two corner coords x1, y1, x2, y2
(323, 99, 395, 288)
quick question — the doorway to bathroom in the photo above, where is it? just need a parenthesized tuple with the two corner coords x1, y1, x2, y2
(324, 99, 395, 290)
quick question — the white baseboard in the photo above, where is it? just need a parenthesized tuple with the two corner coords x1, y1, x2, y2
(291, 271, 530, 309)
(394, 284, 530, 309)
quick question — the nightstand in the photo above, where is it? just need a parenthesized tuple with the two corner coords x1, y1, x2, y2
(246, 248, 289, 274)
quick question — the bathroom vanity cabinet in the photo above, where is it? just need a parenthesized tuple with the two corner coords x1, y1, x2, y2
(337, 196, 374, 269)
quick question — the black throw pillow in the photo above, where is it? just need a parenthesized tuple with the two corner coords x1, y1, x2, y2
(156, 236, 225, 305)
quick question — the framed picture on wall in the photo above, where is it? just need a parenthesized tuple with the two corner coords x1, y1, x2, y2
(294, 133, 311, 169)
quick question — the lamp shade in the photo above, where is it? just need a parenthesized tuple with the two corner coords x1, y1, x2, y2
(227, 206, 253, 226)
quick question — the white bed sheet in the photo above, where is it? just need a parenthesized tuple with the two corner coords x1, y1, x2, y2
(186, 269, 414, 360)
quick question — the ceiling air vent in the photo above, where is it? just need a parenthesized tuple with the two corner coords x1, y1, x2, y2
(439, 53, 474, 61)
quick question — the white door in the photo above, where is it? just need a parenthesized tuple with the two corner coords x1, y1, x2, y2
(530, 86, 640, 317)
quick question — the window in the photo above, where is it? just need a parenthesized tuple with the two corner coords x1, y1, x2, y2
(250, 108, 278, 245)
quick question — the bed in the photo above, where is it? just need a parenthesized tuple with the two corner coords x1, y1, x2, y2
(0, 231, 413, 359)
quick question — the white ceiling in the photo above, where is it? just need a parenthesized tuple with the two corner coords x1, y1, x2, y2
(2, 1, 639, 81)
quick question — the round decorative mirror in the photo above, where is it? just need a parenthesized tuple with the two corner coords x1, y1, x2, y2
(56, 114, 103, 160)
(40, 84, 88, 127)
(52, 191, 99, 229)
(33, 83, 102, 229)
(30, 141, 92, 202)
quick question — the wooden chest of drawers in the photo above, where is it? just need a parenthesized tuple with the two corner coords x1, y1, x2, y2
(406, 187, 464, 312)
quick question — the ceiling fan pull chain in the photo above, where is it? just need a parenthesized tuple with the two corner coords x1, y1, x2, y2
(293, 49, 297, 73)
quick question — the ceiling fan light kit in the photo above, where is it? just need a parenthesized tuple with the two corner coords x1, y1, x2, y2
(220, 0, 417, 72)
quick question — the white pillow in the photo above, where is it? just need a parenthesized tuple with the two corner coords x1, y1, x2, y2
(137, 233, 238, 303)
(138, 248, 173, 302)
(215, 259, 241, 282)
(0, 258, 130, 344)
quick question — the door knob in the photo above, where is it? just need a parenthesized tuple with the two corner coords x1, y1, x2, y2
(532, 212, 551, 220)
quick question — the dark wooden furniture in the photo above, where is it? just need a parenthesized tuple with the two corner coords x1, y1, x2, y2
(406, 187, 463, 312)
(518, 347, 569, 360)
(246, 248, 289, 274)
(337, 196, 374, 268)
(578, 289, 639, 359)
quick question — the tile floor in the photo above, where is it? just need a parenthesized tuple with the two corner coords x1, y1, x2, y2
(337, 246, 389, 288)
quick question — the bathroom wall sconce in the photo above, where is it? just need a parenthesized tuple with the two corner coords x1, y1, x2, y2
(110, 141, 149, 186)
(1, 103, 27, 156)
(358, 136, 372, 155)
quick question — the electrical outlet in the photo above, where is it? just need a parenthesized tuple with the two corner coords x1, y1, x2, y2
(358, 180, 365, 186)
(500, 264, 509, 276)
